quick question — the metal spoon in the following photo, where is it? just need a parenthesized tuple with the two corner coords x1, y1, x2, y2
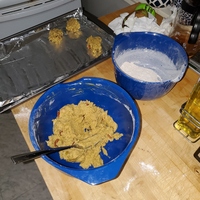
(11, 145, 78, 164)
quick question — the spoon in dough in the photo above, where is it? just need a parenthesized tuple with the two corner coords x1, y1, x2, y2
(11, 144, 81, 164)
(11, 139, 100, 164)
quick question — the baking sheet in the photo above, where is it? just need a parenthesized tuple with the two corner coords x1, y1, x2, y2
(0, 8, 114, 113)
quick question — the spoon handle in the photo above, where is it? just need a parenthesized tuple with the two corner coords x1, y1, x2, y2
(11, 145, 75, 164)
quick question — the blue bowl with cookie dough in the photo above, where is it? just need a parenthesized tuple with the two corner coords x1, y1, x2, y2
(29, 77, 141, 185)
(112, 32, 188, 100)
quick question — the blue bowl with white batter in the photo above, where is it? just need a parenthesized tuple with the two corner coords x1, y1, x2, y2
(29, 77, 141, 185)
(112, 32, 188, 100)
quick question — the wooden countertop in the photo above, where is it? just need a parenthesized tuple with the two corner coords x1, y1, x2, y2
(11, 4, 200, 200)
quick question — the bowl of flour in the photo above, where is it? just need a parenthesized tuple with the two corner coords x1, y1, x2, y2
(112, 32, 188, 100)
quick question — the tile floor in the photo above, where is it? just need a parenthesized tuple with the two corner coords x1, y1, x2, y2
(0, 110, 52, 200)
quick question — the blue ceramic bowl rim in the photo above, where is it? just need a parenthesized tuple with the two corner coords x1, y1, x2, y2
(112, 32, 188, 84)
(29, 77, 141, 184)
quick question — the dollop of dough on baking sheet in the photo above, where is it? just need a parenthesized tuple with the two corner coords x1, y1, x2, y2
(48, 28, 63, 45)
(46, 100, 123, 169)
(86, 36, 102, 58)
(66, 18, 80, 33)
(66, 18, 82, 39)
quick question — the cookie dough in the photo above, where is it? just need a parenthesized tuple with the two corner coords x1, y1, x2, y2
(86, 36, 102, 58)
(48, 28, 63, 45)
(66, 18, 80, 33)
(46, 100, 123, 169)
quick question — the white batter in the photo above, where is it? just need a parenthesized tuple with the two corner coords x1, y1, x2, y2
(116, 49, 180, 82)
(120, 61, 161, 82)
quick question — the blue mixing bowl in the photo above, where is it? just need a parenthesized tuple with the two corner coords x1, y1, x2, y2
(29, 77, 141, 185)
(112, 32, 188, 100)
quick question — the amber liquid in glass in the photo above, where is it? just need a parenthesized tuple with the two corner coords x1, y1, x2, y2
(174, 81, 200, 142)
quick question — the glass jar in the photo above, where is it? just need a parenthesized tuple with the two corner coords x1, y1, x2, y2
(174, 80, 200, 142)
(170, 0, 200, 57)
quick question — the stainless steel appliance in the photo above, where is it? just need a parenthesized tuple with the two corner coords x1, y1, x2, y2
(0, 0, 82, 40)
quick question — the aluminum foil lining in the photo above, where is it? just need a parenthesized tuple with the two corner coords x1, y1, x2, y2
(0, 8, 114, 112)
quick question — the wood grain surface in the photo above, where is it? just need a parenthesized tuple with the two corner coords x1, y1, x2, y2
(12, 4, 200, 200)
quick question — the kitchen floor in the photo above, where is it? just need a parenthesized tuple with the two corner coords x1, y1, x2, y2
(0, 1, 130, 200)
(0, 110, 52, 200)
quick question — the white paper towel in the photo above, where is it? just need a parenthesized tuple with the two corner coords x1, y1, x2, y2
(108, 6, 177, 36)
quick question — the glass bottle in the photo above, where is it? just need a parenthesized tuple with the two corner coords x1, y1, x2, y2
(174, 79, 200, 142)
